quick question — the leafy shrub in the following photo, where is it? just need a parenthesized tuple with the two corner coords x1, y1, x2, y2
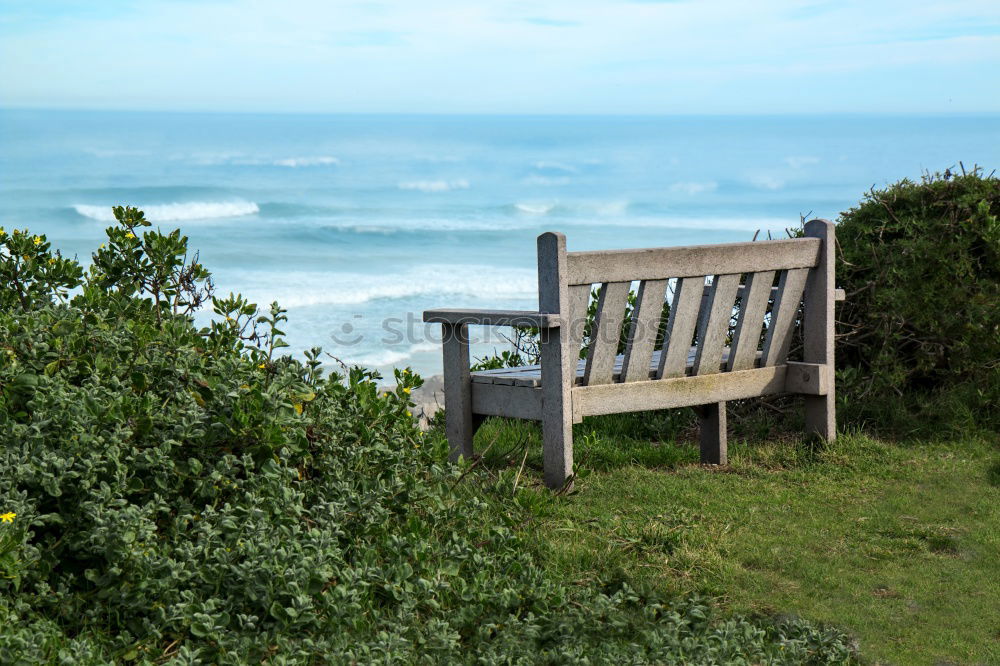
(835, 167, 1000, 432)
(0, 208, 858, 663)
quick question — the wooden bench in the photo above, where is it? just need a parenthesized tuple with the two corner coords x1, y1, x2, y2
(424, 220, 841, 489)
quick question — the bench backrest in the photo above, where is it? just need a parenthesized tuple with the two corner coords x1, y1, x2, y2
(537, 220, 835, 388)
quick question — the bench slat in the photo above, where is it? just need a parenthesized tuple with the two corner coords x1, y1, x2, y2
(471, 383, 542, 420)
(728, 270, 776, 371)
(583, 281, 631, 385)
(568, 284, 591, 356)
(761, 268, 809, 366)
(566, 237, 820, 285)
(693, 274, 741, 375)
(657, 277, 705, 379)
(470, 346, 762, 387)
(573, 365, 789, 418)
(621, 279, 668, 383)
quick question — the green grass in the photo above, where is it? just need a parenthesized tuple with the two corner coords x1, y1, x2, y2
(460, 409, 1000, 665)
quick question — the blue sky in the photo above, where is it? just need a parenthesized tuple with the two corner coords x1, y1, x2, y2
(1, 0, 998, 113)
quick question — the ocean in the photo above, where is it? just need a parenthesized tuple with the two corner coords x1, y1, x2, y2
(2, 110, 997, 377)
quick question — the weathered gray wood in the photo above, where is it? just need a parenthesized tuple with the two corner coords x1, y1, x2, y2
(568, 284, 591, 356)
(470, 346, 758, 388)
(621, 279, 668, 383)
(471, 383, 542, 420)
(491, 368, 543, 387)
(566, 237, 820, 285)
(727, 270, 776, 372)
(442, 322, 475, 461)
(573, 365, 789, 418)
(657, 277, 705, 379)
(705, 284, 844, 302)
(692, 274, 741, 375)
(538, 232, 574, 489)
(802, 219, 836, 440)
(760, 268, 809, 367)
(698, 402, 727, 465)
(583, 281, 631, 386)
(424, 309, 561, 328)
(784, 361, 829, 395)
(427, 229, 840, 490)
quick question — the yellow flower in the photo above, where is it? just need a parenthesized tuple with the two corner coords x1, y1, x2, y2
(402, 368, 409, 375)
(402, 387, 411, 395)
(125, 232, 136, 240)
(48, 258, 56, 265)
(100, 243, 106, 249)
(406, 410, 412, 417)
(0, 512, 15, 523)
(258, 362, 267, 369)
(33, 236, 42, 245)
(293, 402, 303, 415)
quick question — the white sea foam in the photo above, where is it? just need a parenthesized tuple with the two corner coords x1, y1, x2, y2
(669, 181, 719, 196)
(573, 215, 792, 232)
(325, 216, 536, 233)
(408, 342, 441, 354)
(398, 179, 470, 193)
(73, 201, 259, 222)
(347, 349, 413, 367)
(184, 154, 339, 167)
(523, 175, 572, 186)
(273, 156, 340, 167)
(533, 160, 577, 173)
(588, 201, 629, 216)
(514, 202, 555, 215)
(86, 148, 151, 158)
(224, 263, 537, 309)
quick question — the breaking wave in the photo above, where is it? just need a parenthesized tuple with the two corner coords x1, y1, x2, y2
(272, 156, 340, 167)
(73, 201, 260, 222)
(398, 179, 470, 193)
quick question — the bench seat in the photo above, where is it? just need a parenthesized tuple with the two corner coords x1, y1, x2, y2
(471, 346, 762, 387)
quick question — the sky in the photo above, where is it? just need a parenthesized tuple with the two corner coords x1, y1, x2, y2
(1, 0, 999, 114)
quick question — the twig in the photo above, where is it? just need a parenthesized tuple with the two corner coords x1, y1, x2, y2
(450, 435, 498, 488)
(512, 440, 530, 497)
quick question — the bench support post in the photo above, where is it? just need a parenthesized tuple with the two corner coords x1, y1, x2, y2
(803, 219, 836, 441)
(698, 401, 728, 465)
(442, 322, 475, 461)
(538, 232, 574, 490)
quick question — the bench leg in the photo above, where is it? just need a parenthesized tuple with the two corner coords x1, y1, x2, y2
(539, 326, 574, 490)
(542, 411, 573, 490)
(442, 322, 475, 462)
(698, 401, 727, 465)
(805, 394, 836, 442)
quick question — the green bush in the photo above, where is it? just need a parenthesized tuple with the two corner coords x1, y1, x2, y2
(835, 168, 1000, 432)
(0, 208, 858, 663)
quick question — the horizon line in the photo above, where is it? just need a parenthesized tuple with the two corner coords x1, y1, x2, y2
(3, 105, 999, 118)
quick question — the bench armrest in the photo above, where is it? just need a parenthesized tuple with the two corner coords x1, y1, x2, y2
(423, 309, 561, 328)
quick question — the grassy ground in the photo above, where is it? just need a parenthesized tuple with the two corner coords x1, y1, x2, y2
(455, 406, 1000, 665)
